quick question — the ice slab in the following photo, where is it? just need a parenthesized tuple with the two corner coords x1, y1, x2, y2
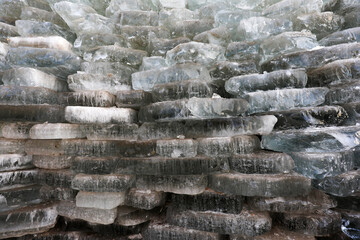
(245, 88, 328, 114)
(71, 173, 135, 192)
(67, 73, 131, 94)
(209, 172, 311, 197)
(57, 201, 117, 225)
(2, 67, 68, 92)
(0, 154, 33, 172)
(76, 191, 126, 210)
(65, 106, 137, 124)
(30, 123, 86, 139)
(167, 207, 271, 236)
(0, 203, 58, 239)
(139, 98, 249, 122)
(136, 175, 208, 195)
(225, 68, 307, 97)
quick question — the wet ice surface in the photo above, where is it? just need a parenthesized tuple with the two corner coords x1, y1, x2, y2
(1, 0, 360, 238)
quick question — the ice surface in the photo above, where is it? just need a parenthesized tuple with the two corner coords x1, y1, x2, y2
(209, 172, 311, 197)
(65, 106, 137, 124)
(0, 154, 33, 172)
(76, 191, 126, 210)
(225, 69, 307, 97)
(2, 67, 68, 92)
(8, 36, 72, 51)
(30, 123, 86, 139)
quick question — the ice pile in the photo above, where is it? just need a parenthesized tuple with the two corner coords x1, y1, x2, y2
(1, 0, 360, 239)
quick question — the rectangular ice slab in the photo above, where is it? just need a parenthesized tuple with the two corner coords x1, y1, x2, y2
(61, 91, 116, 107)
(136, 175, 208, 195)
(289, 151, 354, 179)
(71, 174, 135, 192)
(166, 42, 225, 66)
(67, 73, 131, 94)
(275, 210, 341, 236)
(14, 20, 76, 43)
(167, 207, 271, 236)
(63, 139, 156, 157)
(0, 184, 41, 212)
(0, 203, 58, 239)
(6, 47, 81, 79)
(2, 67, 68, 92)
(138, 122, 185, 140)
(269, 105, 348, 130)
(0, 105, 65, 123)
(76, 191, 126, 210)
(319, 27, 360, 46)
(313, 170, 360, 197)
(248, 189, 336, 213)
(0, 170, 38, 189)
(132, 63, 211, 92)
(57, 201, 117, 225)
(83, 45, 148, 68)
(259, 31, 318, 63)
(261, 126, 360, 152)
(229, 152, 294, 174)
(71, 156, 226, 175)
(144, 223, 224, 240)
(225, 69, 307, 97)
(80, 61, 135, 80)
(25, 140, 64, 156)
(151, 80, 213, 102)
(246, 88, 328, 114)
(33, 155, 73, 170)
(8, 36, 72, 52)
(197, 135, 261, 156)
(325, 81, 360, 105)
(30, 123, 86, 139)
(37, 169, 75, 188)
(261, 43, 360, 72)
(184, 115, 277, 138)
(139, 98, 249, 122)
(125, 189, 166, 210)
(115, 90, 153, 109)
(40, 185, 76, 202)
(0, 139, 26, 154)
(85, 124, 139, 141)
(307, 58, 360, 87)
(171, 190, 243, 214)
(0, 86, 59, 105)
(0, 154, 33, 172)
(65, 106, 137, 124)
(1, 122, 35, 139)
(209, 173, 311, 197)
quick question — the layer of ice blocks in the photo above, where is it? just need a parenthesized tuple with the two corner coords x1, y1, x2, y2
(1, 0, 360, 237)
(225, 68, 308, 97)
(139, 98, 249, 122)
